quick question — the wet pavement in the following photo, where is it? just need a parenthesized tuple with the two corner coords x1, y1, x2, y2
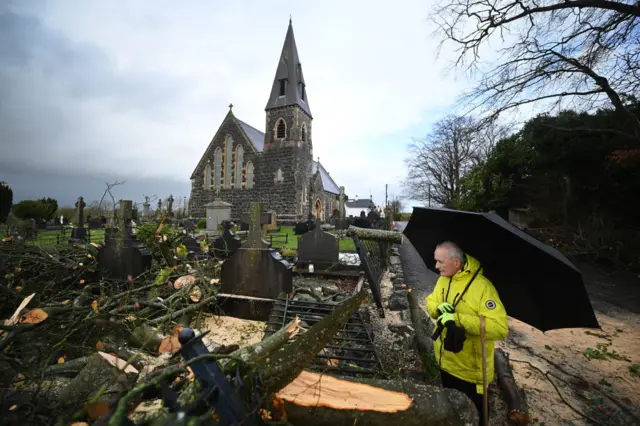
(398, 232, 439, 301)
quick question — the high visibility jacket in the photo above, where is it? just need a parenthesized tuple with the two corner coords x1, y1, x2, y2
(425, 254, 508, 388)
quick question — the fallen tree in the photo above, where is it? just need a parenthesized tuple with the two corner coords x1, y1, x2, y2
(277, 370, 479, 425)
(407, 290, 439, 382)
(495, 348, 529, 425)
(348, 226, 404, 244)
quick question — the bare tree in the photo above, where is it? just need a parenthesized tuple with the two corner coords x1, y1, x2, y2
(433, 0, 640, 139)
(404, 115, 485, 206)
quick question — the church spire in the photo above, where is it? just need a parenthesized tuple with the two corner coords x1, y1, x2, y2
(265, 18, 312, 118)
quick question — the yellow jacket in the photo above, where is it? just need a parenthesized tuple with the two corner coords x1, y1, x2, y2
(425, 254, 508, 387)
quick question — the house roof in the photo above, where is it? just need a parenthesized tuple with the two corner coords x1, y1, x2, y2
(265, 20, 312, 118)
(345, 199, 374, 208)
(312, 161, 340, 195)
(236, 118, 265, 152)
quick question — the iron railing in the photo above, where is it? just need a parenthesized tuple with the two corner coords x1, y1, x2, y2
(263, 296, 384, 377)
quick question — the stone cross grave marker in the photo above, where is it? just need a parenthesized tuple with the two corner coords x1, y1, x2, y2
(167, 195, 174, 218)
(69, 196, 88, 242)
(221, 202, 292, 298)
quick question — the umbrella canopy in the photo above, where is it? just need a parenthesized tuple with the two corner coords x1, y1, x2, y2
(403, 207, 599, 331)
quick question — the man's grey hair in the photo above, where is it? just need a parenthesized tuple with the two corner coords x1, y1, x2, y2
(437, 241, 465, 263)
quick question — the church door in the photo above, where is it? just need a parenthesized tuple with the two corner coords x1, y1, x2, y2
(315, 199, 323, 221)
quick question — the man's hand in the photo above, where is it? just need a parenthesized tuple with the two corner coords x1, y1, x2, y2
(437, 311, 455, 325)
(437, 302, 454, 315)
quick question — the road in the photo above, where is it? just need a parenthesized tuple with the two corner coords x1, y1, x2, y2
(396, 221, 439, 299)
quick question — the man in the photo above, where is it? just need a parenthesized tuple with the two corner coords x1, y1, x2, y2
(425, 241, 508, 420)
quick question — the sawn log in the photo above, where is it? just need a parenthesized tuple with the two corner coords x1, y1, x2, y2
(276, 370, 479, 426)
(347, 226, 403, 244)
(494, 348, 529, 425)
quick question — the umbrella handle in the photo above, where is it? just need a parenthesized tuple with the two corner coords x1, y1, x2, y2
(480, 316, 489, 426)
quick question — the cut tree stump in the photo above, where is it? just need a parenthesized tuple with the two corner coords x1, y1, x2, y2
(277, 370, 479, 425)
(347, 226, 403, 244)
(495, 348, 529, 425)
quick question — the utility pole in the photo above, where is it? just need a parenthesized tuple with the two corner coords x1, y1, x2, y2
(385, 184, 388, 207)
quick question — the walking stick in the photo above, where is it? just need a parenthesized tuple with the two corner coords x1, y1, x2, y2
(480, 316, 489, 426)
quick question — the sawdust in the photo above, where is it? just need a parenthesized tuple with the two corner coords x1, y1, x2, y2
(198, 315, 266, 348)
(488, 311, 640, 425)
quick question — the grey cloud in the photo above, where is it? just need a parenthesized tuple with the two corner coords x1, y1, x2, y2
(0, 11, 187, 111)
(0, 8, 194, 203)
(0, 158, 189, 207)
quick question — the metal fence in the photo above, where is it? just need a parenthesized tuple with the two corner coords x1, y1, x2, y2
(1, 225, 105, 246)
(352, 218, 392, 317)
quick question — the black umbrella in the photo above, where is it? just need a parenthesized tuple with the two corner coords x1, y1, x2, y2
(403, 207, 599, 331)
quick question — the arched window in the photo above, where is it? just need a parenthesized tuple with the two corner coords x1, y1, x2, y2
(224, 136, 233, 188)
(246, 162, 254, 189)
(301, 123, 308, 143)
(275, 119, 286, 139)
(275, 168, 284, 184)
(235, 145, 244, 188)
(204, 164, 212, 189)
(214, 148, 222, 188)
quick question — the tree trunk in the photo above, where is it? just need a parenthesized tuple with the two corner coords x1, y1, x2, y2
(407, 290, 439, 381)
(277, 370, 478, 425)
(494, 348, 529, 425)
(259, 287, 367, 392)
(347, 226, 403, 243)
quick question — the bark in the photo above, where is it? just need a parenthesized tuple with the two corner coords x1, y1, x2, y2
(494, 348, 529, 425)
(348, 226, 403, 243)
(259, 287, 368, 392)
(277, 370, 478, 426)
(58, 353, 136, 413)
(220, 317, 301, 372)
(407, 290, 439, 381)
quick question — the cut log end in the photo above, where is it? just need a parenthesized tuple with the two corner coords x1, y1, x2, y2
(277, 371, 412, 413)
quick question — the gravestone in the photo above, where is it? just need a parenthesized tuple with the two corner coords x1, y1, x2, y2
(297, 227, 339, 270)
(97, 200, 152, 280)
(239, 210, 271, 231)
(221, 203, 292, 298)
(205, 199, 232, 232)
(182, 218, 196, 233)
(211, 221, 241, 259)
(294, 221, 310, 235)
(70, 196, 88, 242)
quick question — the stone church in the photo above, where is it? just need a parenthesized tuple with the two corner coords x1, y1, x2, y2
(189, 19, 342, 223)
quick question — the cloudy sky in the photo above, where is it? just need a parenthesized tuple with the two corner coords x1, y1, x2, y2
(1, 0, 493, 209)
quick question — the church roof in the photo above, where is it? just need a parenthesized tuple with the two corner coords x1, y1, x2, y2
(236, 118, 265, 152)
(312, 161, 340, 195)
(265, 20, 312, 117)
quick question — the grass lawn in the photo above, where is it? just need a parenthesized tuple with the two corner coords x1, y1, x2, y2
(22, 229, 106, 247)
(266, 226, 356, 252)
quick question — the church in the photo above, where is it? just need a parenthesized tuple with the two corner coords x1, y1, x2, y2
(189, 20, 342, 223)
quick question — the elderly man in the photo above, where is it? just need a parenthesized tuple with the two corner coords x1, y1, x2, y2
(425, 241, 508, 421)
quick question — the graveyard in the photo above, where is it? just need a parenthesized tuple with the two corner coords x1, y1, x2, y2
(2, 198, 486, 426)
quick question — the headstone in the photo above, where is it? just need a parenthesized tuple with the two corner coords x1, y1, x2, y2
(294, 221, 310, 235)
(97, 200, 152, 280)
(182, 218, 196, 233)
(221, 203, 292, 298)
(211, 221, 241, 259)
(70, 196, 88, 242)
(297, 227, 339, 270)
(181, 234, 207, 260)
(205, 199, 232, 232)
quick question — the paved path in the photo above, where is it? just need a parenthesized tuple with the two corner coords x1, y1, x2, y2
(398, 234, 439, 302)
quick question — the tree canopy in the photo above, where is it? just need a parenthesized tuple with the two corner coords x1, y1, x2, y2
(0, 181, 12, 223)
